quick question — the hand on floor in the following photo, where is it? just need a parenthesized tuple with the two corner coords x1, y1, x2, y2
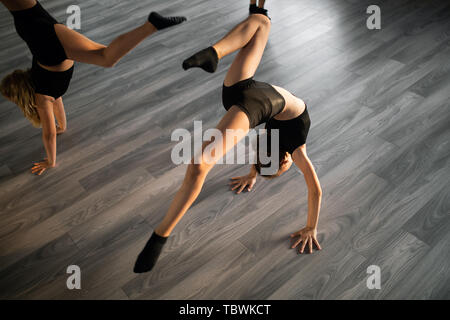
(290, 227, 322, 254)
(31, 158, 55, 175)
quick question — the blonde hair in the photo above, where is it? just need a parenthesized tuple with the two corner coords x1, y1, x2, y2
(0, 69, 40, 127)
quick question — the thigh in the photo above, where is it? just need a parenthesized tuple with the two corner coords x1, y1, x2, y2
(197, 106, 250, 167)
(224, 17, 270, 86)
(54, 24, 106, 65)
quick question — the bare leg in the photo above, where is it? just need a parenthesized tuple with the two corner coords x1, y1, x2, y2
(182, 15, 271, 81)
(155, 107, 250, 237)
(212, 14, 271, 85)
(258, 0, 266, 8)
(5, 1, 185, 68)
(133, 107, 249, 272)
(212, 14, 270, 60)
(54, 22, 157, 67)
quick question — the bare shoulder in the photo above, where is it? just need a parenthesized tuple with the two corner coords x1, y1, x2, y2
(35, 93, 55, 109)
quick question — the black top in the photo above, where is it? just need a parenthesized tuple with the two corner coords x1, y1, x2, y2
(10, 1, 73, 98)
(265, 104, 311, 154)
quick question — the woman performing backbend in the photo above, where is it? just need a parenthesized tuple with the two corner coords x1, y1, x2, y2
(0, 0, 186, 175)
(134, 10, 322, 273)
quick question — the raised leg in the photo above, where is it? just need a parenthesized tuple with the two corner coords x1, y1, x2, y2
(214, 14, 271, 85)
(182, 14, 271, 83)
(54, 11, 185, 68)
(54, 22, 157, 67)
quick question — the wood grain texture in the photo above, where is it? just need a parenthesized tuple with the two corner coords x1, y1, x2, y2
(0, 0, 449, 299)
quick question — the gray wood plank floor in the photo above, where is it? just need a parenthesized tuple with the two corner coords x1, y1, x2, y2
(0, 0, 449, 299)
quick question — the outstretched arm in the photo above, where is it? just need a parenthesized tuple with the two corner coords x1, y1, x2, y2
(32, 94, 57, 175)
(290, 145, 322, 253)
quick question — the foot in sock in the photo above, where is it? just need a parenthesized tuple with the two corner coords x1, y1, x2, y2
(148, 11, 186, 30)
(182, 46, 219, 73)
(133, 231, 168, 273)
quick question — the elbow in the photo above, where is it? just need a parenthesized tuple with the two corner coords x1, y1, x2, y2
(98, 48, 118, 68)
(310, 186, 322, 198)
(317, 188, 323, 198)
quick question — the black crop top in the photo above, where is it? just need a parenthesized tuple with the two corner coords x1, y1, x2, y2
(265, 104, 311, 154)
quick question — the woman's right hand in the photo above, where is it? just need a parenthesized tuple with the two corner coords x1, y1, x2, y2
(229, 174, 256, 194)
(31, 158, 55, 175)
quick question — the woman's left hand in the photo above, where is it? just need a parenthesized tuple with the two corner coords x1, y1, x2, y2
(290, 227, 322, 254)
(31, 158, 55, 175)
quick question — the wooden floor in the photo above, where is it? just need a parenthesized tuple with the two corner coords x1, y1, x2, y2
(0, 0, 449, 300)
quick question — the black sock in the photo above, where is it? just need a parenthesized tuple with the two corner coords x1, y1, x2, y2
(148, 12, 186, 30)
(133, 231, 168, 273)
(182, 46, 219, 73)
(249, 4, 257, 13)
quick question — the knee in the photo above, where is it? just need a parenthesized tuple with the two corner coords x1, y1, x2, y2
(251, 13, 271, 28)
(186, 162, 211, 180)
(102, 57, 117, 68)
(100, 49, 118, 68)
